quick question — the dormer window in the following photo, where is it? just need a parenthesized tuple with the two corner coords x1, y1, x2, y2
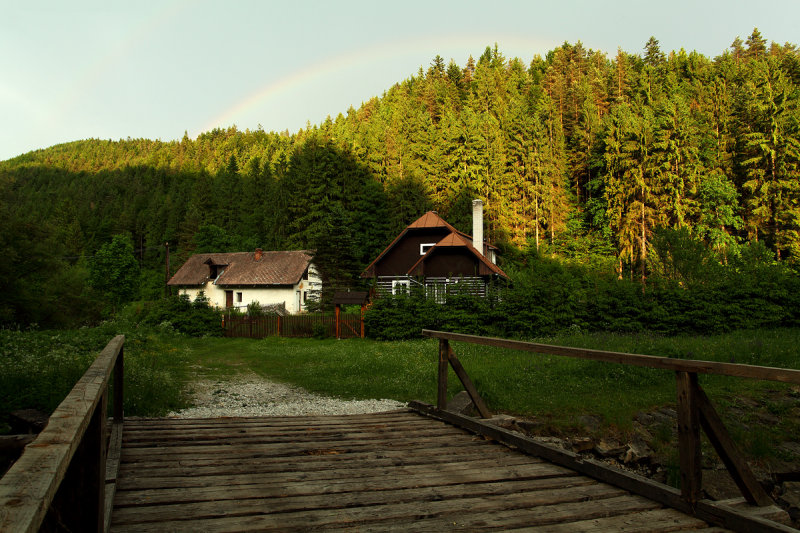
(420, 243, 436, 255)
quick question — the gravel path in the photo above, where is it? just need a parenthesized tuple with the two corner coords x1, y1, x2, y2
(167, 372, 406, 418)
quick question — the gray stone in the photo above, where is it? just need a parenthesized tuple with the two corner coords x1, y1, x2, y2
(595, 439, 626, 458)
(780, 481, 800, 510)
(571, 437, 594, 453)
(486, 414, 517, 430)
(446, 391, 475, 415)
(622, 440, 652, 465)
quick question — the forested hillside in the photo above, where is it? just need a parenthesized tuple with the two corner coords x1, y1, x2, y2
(1, 29, 799, 327)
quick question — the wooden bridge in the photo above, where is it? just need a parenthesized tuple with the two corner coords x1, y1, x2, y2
(1, 333, 799, 532)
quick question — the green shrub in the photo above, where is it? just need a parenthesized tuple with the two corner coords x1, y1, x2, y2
(127, 294, 223, 337)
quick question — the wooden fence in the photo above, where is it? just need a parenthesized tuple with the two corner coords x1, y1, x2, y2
(421, 329, 800, 531)
(224, 312, 363, 339)
(0, 335, 125, 533)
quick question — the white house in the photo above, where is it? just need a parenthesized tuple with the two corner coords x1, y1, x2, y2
(167, 249, 321, 314)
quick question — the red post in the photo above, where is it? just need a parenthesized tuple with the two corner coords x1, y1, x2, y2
(335, 304, 341, 339)
(360, 304, 365, 338)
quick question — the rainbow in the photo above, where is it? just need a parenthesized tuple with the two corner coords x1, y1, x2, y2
(198, 33, 556, 136)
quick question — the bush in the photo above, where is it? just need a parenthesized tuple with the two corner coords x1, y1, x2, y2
(126, 294, 223, 337)
(364, 246, 800, 340)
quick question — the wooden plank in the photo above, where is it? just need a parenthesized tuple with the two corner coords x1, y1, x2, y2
(104, 421, 124, 532)
(112, 478, 612, 524)
(408, 401, 793, 533)
(110, 494, 662, 533)
(118, 446, 535, 477)
(119, 419, 454, 442)
(447, 345, 492, 418)
(0, 335, 124, 533)
(115, 456, 563, 491)
(694, 382, 774, 506)
(676, 371, 702, 505)
(114, 473, 586, 507)
(122, 410, 416, 428)
(515, 507, 714, 532)
(421, 330, 800, 384)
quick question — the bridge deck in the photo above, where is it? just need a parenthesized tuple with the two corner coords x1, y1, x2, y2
(109, 410, 726, 532)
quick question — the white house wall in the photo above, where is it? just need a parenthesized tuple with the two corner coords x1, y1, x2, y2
(176, 264, 322, 314)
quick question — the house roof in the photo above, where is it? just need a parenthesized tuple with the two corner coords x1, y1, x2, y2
(361, 210, 507, 279)
(168, 250, 313, 287)
(407, 232, 508, 278)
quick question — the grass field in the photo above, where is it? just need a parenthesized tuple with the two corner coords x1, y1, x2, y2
(2, 326, 799, 466)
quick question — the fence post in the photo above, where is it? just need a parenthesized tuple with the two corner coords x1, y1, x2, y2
(277, 315, 282, 337)
(360, 304, 365, 338)
(114, 345, 124, 423)
(438, 339, 449, 409)
(44, 391, 107, 532)
(676, 371, 701, 506)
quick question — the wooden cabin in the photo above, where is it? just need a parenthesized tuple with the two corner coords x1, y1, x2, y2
(361, 200, 508, 299)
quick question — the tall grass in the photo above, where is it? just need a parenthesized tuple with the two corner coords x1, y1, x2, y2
(0, 323, 190, 432)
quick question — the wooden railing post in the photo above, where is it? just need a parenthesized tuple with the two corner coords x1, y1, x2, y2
(438, 339, 449, 409)
(43, 390, 108, 532)
(114, 344, 124, 423)
(676, 371, 701, 506)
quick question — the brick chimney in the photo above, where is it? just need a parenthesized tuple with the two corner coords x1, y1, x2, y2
(254, 248, 263, 261)
(472, 199, 483, 256)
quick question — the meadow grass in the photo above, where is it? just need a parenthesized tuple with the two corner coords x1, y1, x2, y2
(2, 326, 798, 467)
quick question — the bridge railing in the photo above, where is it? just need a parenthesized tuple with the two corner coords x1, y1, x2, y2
(0, 335, 125, 533)
(421, 329, 800, 513)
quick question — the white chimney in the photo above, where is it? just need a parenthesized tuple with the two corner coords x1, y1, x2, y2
(472, 199, 483, 256)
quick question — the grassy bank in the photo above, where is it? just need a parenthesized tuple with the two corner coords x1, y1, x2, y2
(2, 326, 798, 466)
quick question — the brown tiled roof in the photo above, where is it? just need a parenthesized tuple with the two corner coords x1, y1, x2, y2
(168, 250, 313, 287)
(407, 211, 457, 231)
(361, 210, 504, 278)
(407, 232, 509, 279)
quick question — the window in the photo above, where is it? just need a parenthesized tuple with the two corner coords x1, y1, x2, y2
(392, 279, 410, 295)
(420, 243, 436, 255)
(236, 292, 243, 303)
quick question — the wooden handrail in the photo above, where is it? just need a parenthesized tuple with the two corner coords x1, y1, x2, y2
(422, 329, 800, 384)
(423, 329, 791, 514)
(0, 335, 125, 533)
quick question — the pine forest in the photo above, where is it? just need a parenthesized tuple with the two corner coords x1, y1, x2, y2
(1, 30, 799, 331)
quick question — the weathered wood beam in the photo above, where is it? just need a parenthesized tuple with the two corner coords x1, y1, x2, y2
(694, 380, 774, 506)
(437, 339, 448, 410)
(421, 330, 800, 384)
(446, 345, 492, 419)
(676, 371, 702, 506)
(0, 335, 124, 533)
(408, 401, 795, 533)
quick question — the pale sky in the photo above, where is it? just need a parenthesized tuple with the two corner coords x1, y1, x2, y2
(1, 0, 797, 162)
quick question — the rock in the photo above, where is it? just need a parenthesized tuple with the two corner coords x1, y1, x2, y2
(9, 409, 49, 434)
(514, 419, 540, 433)
(595, 439, 626, 458)
(486, 414, 517, 430)
(571, 437, 594, 453)
(702, 469, 742, 501)
(622, 440, 652, 465)
(779, 481, 800, 517)
(535, 436, 570, 450)
(445, 391, 475, 415)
